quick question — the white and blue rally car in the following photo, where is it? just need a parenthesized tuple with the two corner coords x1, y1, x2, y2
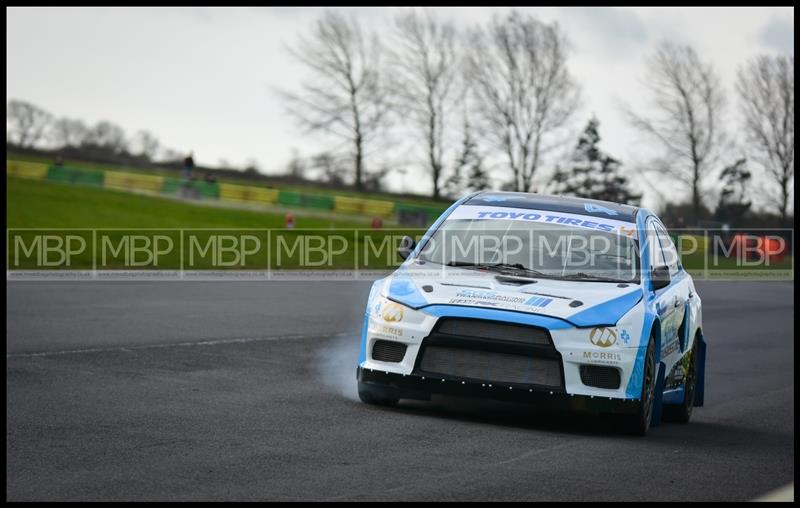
(357, 191, 706, 435)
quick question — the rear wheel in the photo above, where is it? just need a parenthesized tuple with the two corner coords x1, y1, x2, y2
(664, 336, 699, 423)
(357, 382, 399, 407)
(624, 336, 656, 436)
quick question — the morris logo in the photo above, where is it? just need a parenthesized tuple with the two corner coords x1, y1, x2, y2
(589, 327, 617, 348)
(381, 302, 404, 322)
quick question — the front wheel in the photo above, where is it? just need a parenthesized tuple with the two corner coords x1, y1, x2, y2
(623, 336, 656, 436)
(357, 382, 399, 407)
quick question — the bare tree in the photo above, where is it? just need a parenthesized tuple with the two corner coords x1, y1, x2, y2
(310, 151, 348, 186)
(465, 11, 580, 192)
(736, 54, 794, 223)
(280, 10, 391, 191)
(130, 130, 161, 161)
(443, 109, 489, 197)
(626, 42, 726, 222)
(50, 117, 89, 148)
(286, 149, 307, 179)
(84, 121, 128, 154)
(390, 10, 461, 199)
(7, 99, 53, 148)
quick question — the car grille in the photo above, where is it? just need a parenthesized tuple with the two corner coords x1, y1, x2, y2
(418, 346, 562, 386)
(579, 365, 621, 389)
(372, 340, 407, 363)
(435, 318, 550, 345)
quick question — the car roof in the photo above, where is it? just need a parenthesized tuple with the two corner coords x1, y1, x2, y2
(462, 191, 640, 223)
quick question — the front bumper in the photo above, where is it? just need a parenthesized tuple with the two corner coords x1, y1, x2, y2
(358, 366, 640, 414)
(360, 295, 649, 403)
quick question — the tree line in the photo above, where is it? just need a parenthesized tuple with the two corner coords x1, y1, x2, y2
(5, 102, 183, 165)
(279, 9, 794, 224)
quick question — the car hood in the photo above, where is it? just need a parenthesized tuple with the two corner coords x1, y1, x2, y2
(383, 263, 642, 327)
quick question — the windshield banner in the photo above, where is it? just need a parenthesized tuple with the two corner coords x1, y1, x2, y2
(445, 206, 638, 239)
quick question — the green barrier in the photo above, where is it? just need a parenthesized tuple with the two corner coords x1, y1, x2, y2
(395, 203, 447, 217)
(277, 191, 335, 210)
(197, 181, 220, 199)
(395, 203, 449, 227)
(161, 177, 182, 195)
(30, 158, 446, 221)
(162, 178, 220, 199)
(46, 165, 105, 186)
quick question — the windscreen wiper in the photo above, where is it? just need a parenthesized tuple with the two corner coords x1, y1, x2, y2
(446, 261, 549, 277)
(559, 272, 630, 283)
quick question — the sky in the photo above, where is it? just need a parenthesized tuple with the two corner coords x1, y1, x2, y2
(6, 7, 794, 209)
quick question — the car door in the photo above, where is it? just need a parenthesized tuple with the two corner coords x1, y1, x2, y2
(655, 222, 692, 352)
(645, 218, 682, 360)
(653, 220, 690, 359)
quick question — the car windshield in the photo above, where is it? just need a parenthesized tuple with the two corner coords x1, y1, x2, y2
(417, 217, 640, 283)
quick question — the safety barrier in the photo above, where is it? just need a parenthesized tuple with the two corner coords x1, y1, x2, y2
(277, 191, 335, 210)
(46, 165, 104, 186)
(6, 160, 48, 180)
(7, 159, 449, 224)
(162, 177, 220, 199)
(334, 196, 396, 217)
(104, 170, 165, 195)
(219, 183, 279, 205)
(395, 203, 447, 226)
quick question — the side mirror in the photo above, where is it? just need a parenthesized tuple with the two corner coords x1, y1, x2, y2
(397, 235, 416, 260)
(651, 265, 671, 291)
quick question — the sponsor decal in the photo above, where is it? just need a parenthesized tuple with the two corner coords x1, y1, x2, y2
(378, 324, 403, 337)
(665, 361, 687, 389)
(584, 203, 619, 216)
(445, 206, 638, 239)
(589, 327, 618, 348)
(524, 296, 554, 308)
(381, 302, 405, 322)
(620, 329, 631, 345)
(661, 338, 679, 357)
(581, 350, 622, 365)
(455, 290, 527, 304)
(472, 210, 617, 233)
(447, 290, 553, 310)
(448, 298, 500, 307)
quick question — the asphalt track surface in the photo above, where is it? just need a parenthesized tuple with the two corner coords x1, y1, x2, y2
(6, 280, 794, 501)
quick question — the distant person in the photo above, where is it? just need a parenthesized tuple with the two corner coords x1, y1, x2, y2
(182, 152, 195, 180)
(54, 155, 64, 166)
(204, 171, 216, 183)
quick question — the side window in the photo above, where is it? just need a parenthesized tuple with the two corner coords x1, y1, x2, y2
(655, 223, 680, 276)
(646, 220, 666, 270)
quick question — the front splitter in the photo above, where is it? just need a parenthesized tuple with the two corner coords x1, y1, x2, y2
(357, 366, 639, 414)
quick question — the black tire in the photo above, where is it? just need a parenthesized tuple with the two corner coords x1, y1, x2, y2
(663, 336, 699, 424)
(623, 335, 657, 436)
(357, 382, 399, 407)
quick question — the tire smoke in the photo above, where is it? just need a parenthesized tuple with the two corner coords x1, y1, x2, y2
(314, 332, 360, 401)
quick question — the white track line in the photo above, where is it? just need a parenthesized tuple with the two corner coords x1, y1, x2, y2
(6, 331, 353, 358)
(753, 483, 794, 502)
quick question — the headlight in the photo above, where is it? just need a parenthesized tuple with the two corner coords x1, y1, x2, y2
(369, 296, 429, 327)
